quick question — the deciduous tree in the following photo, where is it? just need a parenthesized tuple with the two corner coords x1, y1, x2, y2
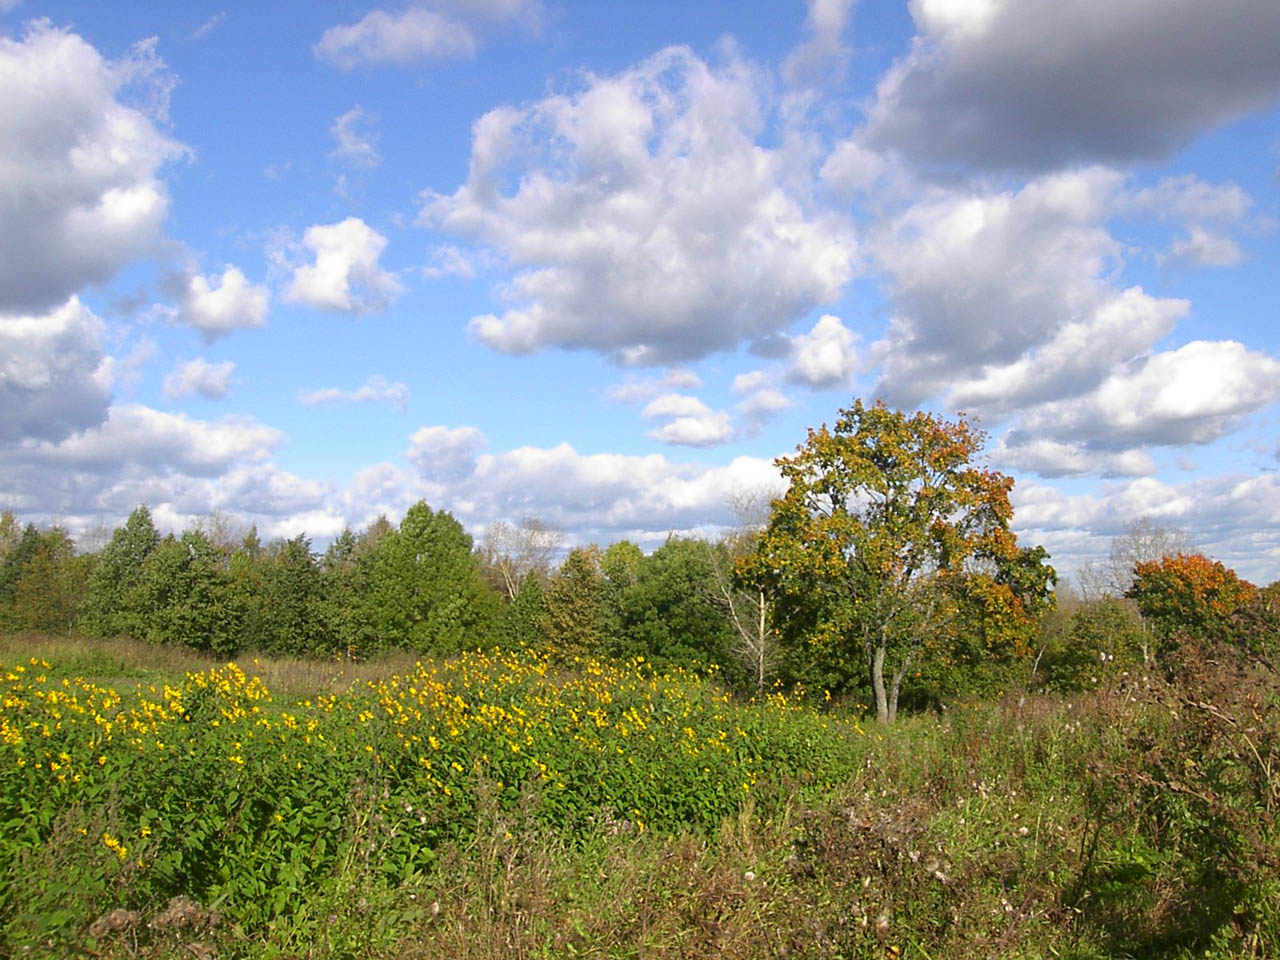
(749, 400, 1034, 723)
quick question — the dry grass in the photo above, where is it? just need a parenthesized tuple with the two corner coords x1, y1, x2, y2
(0, 632, 423, 698)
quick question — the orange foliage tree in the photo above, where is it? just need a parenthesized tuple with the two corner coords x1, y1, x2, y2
(1125, 553, 1257, 640)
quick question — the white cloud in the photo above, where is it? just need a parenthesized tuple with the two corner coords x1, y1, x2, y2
(297, 375, 410, 412)
(422, 244, 481, 279)
(731, 370, 769, 395)
(1021, 340, 1280, 451)
(330, 106, 381, 168)
(859, 0, 1280, 173)
(820, 140, 888, 197)
(1159, 226, 1245, 269)
(284, 218, 403, 315)
(993, 436, 1155, 479)
(422, 45, 856, 364)
(607, 369, 703, 404)
(783, 0, 856, 87)
(641, 394, 734, 447)
(397, 426, 784, 546)
(164, 358, 235, 400)
(315, 8, 475, 69)
(0, 22, 187, 313)
(18, 404, 282, 476)
(786, 314, 858, 388)
(314, 2, 541, 69)
(1012, 473, 1280, 586)
(736, 387, 793, 434)
(406, 425, 488, 482)
(0, 298, 112, 442)
(178, 265, 270, 338)
(867, 168, 1191, 411)
(1123, 175, 1253, 224)
(947, 286, 1188, 417)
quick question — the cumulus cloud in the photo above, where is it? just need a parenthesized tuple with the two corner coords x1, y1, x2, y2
(163, 358, 235, 400)
(1159, 226, 1245, 269)
(736, 387, 793, 434)
(993, 435, 1156, 479)
(867, 168, 1189, 411)
(284, 218, 403, 314)
(330, 106, 381, 167)
(1121, 175, 1254, 269)
(858, 0, 1280, 173)
(1020, 340, 1280, 451)
(314, 2, 540, 70)
(0, 298, 112, 442)
(786, 314, 859, 388)
(397, 426, 784, 546)
(422, 244, 482, 279)
(1012, 473, 1280, 585)
(297, 374, 409, 412)
(406, 425, 488, 482)
(175, 265, 269, 338)
(783, 0, 856, 87)
(607, 369, 703, 404)
(0, 21, 187, 313)
(641, 394, 734, 447)
(315, 8, 475, 68)
(1123, 174, 1253, 224)
(15, 404, 282, 476)
(421, 45, 856, 364)
(947, 286, 1189, 418)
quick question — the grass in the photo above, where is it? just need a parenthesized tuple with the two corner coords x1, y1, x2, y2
(2, 633, 1276, 959)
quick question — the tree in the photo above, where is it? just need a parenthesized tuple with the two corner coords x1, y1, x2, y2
(258, 535, 327, 655)
(609, 537, 732, 672)
(138, 530, 245, 654)
(540, 546, 609, 659)
(1126, 553, 1257, 643)
(493, 574, 547, 649)
(314, 527, 377, 657)
(480, 517, 562, 601)
(0, 523, 88, 633)
(78, 506, 161, 638)
(363, 501, 498, 654)
(1037, 596, 1146, 692)
(749, 400, 1031, 723)
(1105, 516, 1194, 596)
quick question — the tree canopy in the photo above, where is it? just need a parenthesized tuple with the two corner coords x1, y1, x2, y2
(745, 400, 1049, 722)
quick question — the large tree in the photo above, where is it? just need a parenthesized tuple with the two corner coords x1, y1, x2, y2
(748, 400, 1038, 723)
(363, 501, 498, 654)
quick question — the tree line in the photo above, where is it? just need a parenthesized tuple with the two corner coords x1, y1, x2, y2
(2, 401, 1276, 718)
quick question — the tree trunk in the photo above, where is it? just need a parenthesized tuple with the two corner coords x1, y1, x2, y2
(871, 641, 889, 724)
(887, 648, 915, 725)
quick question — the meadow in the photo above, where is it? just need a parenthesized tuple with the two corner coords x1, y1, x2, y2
(1, 632, 1277, 959)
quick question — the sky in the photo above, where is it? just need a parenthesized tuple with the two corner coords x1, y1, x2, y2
(2, 0, 1280, 586)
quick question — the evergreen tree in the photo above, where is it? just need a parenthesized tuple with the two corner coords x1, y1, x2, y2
(78, 506, 160, 638)
(259, 535, 327, 655)
(540, 546, 608, 659)
(315, 527, 377, 657)
(363, 501, 497, 654)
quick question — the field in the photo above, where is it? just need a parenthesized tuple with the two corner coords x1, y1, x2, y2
(2, 633, 1277, 959)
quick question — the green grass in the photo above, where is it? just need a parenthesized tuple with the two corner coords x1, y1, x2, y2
(2, 633, 1276, 959)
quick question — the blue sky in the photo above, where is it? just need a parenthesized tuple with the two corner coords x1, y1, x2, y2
(2, 0, 1280, 585)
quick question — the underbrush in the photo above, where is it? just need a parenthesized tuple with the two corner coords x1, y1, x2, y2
(1, 634, 1276, 958)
